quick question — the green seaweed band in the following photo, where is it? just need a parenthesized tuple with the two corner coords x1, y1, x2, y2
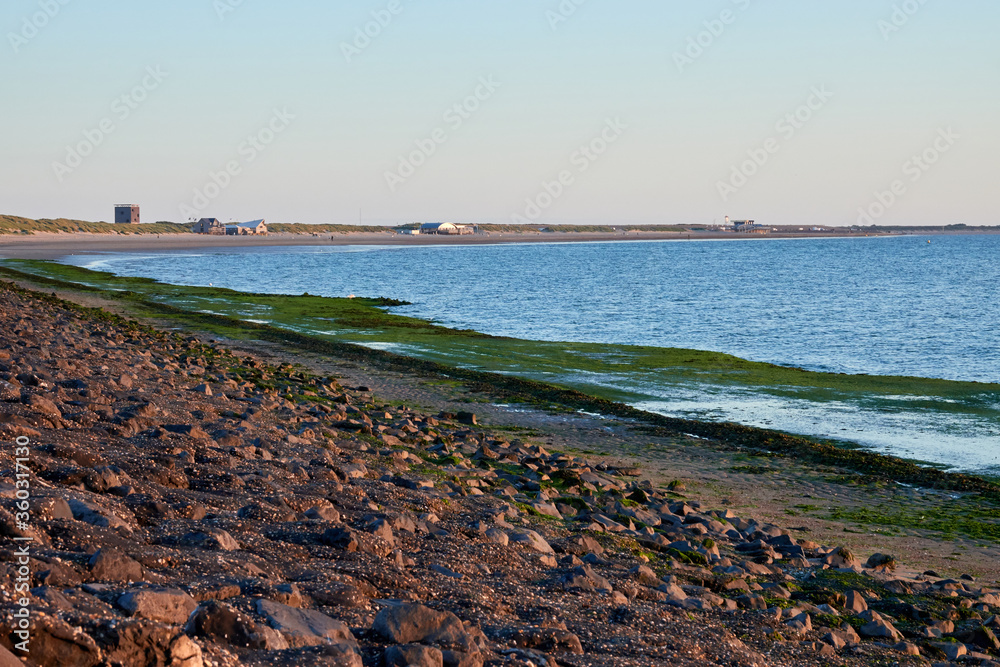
(1, 262, 998, 500)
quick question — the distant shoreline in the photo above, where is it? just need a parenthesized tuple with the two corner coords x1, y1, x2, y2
(2, 228, 996, 260)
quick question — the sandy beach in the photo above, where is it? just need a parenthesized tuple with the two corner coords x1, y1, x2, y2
(0, 229, 901, 261)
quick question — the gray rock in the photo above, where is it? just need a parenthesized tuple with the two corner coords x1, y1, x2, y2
(845, 589, 868, 613)
(305, 505, 341, 522)
(562, 565, 613, 594)
(255, 598, 356, 648)
(483, 528, 508, 546)
(84, 466, 124, 493)
(860, 618, 903, 642)
(180, 527, 240, 551)
(628, 564, 660, 587)
(118, 588, 198, 625)
(185, 600, 287, 650)
(68, 498, 132, 533)
(373, 603, 472, 650)
(530, 502, 562, 519)
(508, 530, 555, 554)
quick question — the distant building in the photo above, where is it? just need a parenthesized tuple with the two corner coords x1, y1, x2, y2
(730, 219, 767, 234)
(225, 219, 267, 235)
(419, 222, 475, 235)
(193, 218, 225, 235)
(115, 204, 140, 224)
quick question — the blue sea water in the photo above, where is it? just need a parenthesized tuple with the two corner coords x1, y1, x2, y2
(62, 233, 1000, 472)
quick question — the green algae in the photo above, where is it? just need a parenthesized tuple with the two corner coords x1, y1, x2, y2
(3, 259, 1000, 501)
(5, 259, 996, 409)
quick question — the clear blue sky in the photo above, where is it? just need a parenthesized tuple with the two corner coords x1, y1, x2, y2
(1, 0, 996, 226)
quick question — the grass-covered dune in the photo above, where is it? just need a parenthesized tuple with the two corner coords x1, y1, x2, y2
(0, 216, 398, 236)
(0, 215, 191, 235)
(266, 223, 395, 234)
(0, 216, 694, 236)
(2, 258, 1000, 501)
(475, 223, 690, 233)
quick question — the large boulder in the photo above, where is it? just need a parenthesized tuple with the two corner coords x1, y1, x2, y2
(185, 600, 286, 650)
(373, 603, 474, 651)
(118, 588, 198, 625)
(508, 530, 555, 554)
(94, 619, 202, 667)
(3, 614, 101, 667)
(255, 599, 357, 649)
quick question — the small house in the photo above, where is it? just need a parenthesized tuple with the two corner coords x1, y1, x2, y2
(226, 219, 267, 236)
(193, 218, 225, 235)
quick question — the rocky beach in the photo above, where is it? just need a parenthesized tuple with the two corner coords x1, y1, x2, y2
(0, 275, 999, 667)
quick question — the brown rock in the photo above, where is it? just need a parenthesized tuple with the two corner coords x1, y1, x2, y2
(865, 553, 897, 571)
(824, 546, 860, 569)
(24, 393, 61, 417)
(0, 645, 23, 667)
(6, 614, 101, 667)
(186, 600, 273, 649)
(99, 619, 203, 667)
(89, 548, 144, 583)
(844, 589, 868, 614)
